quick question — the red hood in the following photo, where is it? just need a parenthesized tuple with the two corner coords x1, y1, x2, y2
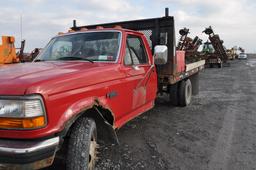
(0, 61, 124, 95)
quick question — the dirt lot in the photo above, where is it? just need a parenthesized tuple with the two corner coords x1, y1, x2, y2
(49, 56, 256, 170)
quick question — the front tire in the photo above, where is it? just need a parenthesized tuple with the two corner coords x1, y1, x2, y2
(179, 79, 192, 107)
(66, 117, 98, 170)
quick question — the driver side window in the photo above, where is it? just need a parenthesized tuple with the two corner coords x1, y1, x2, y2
(124, 35, 148, 65)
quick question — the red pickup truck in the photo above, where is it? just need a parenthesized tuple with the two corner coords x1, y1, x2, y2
(0, 10, 204, 170)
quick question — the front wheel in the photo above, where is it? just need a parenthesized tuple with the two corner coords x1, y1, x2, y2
(66, 117, 98, 170)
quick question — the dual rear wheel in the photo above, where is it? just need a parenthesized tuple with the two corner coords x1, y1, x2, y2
(169, 78, 193, 107)
(179, 79, 192, 106)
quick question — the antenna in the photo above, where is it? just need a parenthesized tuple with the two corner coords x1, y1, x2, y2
(20, 14, 23, 42)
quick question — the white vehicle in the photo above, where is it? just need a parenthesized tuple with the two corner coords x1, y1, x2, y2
(238, 53, 247, 60)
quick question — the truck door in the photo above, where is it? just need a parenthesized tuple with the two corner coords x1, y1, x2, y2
(123, 34, 157, 111)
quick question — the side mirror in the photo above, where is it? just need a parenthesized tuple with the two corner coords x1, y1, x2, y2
(154, 45, 168, 65)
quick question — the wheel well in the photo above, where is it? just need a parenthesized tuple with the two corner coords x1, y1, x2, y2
(62, 105, 118, 146)
(93, 106, 114, 126)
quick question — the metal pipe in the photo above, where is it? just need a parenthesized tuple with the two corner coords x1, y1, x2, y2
(165, 8, 169, 17)
(73, 20, 77, 28)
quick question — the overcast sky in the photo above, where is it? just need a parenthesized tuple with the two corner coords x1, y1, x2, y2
(0, 0, 255, 52)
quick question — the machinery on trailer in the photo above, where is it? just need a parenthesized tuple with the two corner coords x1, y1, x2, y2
(0, 8, 205, 169)
(201, 40, 222, 68)
(239, 47, 245, 53)
(202, 26, 229, 68)
(176, 27, 203, 63)
(226, 47, 237, 60)
(202, 41, 214, 54)
(231, 46, 245, 59)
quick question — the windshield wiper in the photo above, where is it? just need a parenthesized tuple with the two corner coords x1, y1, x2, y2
(57, 57, 94, 63)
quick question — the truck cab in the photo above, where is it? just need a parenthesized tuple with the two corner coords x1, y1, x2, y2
(0, 28, 161, 170)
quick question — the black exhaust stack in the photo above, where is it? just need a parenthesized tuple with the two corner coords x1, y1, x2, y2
(165, 8, 169, 17)
(73, 20, 77, 28)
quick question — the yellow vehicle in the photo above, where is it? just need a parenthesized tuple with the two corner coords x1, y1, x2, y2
(0, 36, 19, 64)
(226, 48, 236, 60)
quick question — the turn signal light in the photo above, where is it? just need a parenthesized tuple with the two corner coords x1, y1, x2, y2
(0, 116, 46, 129)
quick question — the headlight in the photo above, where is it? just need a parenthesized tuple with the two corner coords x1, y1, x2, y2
(0, 95, 47, 129)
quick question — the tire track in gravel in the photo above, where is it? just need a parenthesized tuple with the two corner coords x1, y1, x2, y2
(208, 59, 255, 170)
(143, 135, 169, 170)
(226, 59, 256, 170)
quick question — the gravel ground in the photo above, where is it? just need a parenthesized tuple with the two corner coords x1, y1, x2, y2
(48, 56, 256, 170)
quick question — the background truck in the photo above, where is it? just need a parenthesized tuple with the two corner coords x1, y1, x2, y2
(0, 9, 204, 170)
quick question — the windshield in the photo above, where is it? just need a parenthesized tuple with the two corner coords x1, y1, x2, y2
(36, 31, 121, 62)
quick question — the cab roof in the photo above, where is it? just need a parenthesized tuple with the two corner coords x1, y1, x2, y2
(57, 27, 143, 37)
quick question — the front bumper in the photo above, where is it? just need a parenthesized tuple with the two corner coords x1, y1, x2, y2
(0, 136, 59, 170)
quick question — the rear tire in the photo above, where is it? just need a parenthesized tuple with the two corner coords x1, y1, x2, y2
(66, 117, 97, 170)
(179, 79, 192, 107)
